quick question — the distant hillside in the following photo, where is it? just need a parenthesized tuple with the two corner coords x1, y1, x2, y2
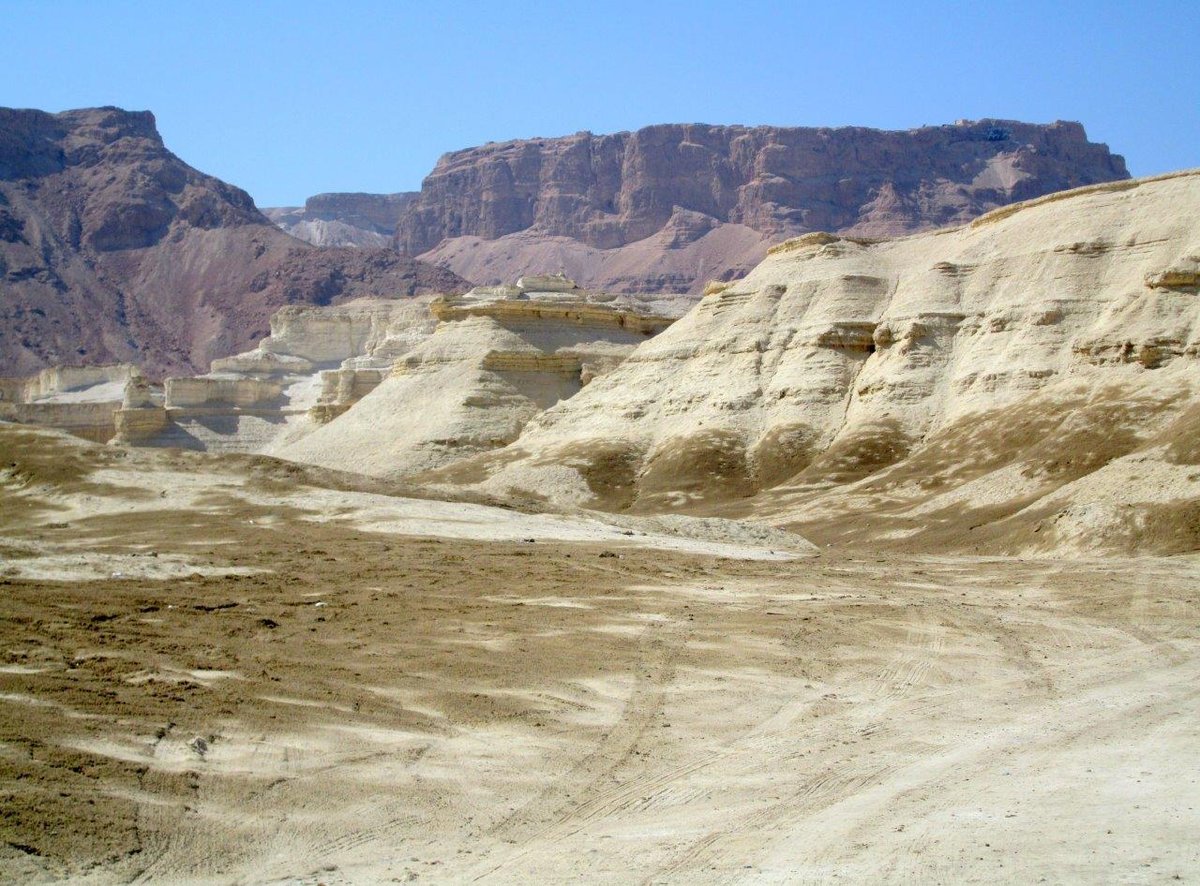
(0, 107, 466, 377)
(264, 191, 417, 247)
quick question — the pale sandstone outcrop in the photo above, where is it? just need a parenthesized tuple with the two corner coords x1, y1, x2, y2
(164, 377, 283, 409)
(114, 300, 439, 451)
(422, 170, 1200, 555)
(309, 369, 388, 424)
(0, 364, 130, 403)
(111, 281, 679, 457)
(112, 404, 170, 443)
(275, 281, 679, 476)
(0, 401, 125, 444)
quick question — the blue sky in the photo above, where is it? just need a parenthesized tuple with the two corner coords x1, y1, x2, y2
(5, 1, 1197, 206)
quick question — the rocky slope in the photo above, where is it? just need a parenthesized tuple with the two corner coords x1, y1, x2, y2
(395, 120, 1129, 292)
(414, 171, 1200, 556)
(0, 107, 465, 377)
(265, 191, 417, 247)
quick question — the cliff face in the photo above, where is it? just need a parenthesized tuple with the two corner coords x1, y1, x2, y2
(0, 107, 465, 377)
(394, 120, 1130, 293)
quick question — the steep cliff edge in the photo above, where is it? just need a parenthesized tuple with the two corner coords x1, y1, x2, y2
(0, 107, 466, 377)
(396, 119, 1129, 292)
(425, 171, 1200, 556)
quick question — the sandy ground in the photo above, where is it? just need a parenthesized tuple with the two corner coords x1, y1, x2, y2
(1, 427, 1198, 883)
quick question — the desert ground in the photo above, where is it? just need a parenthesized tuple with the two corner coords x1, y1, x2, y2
(0, 425, 1196, 884)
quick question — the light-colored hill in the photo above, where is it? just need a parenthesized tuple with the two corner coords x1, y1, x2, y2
(273, 217, 392, 248)
(426, 171, 1200, 556)
(276, 282, 680, 476)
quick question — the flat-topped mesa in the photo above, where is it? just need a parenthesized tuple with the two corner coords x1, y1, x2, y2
(429, 275, 678, 336)
(275, 276, 683, 478)
(396, 119, 1129, 294)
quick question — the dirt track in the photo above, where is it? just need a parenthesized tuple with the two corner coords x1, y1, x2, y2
(1, 429, 1198, 883)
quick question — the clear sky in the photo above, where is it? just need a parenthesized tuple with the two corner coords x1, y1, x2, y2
(5, 0, 1197, 207)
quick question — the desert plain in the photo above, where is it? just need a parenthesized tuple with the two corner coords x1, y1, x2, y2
(0, 426, 1196, 883)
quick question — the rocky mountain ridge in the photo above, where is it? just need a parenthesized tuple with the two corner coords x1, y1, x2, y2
(390, 119, 1129, 292)
(0, 107, 465, 377)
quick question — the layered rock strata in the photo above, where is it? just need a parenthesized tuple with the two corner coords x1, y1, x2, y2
(425, 171, 1200, 555)
(109, 277, 680, 459)
(275, 276, 680, 476)
(0, 363, 135, 442)
(112, 299, 440, 452)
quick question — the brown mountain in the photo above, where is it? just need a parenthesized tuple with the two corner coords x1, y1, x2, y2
(393, 120, 1129, 292)
(0, 107, 466, 378)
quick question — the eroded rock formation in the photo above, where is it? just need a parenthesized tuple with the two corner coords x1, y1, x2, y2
(274, 277, 681, 476)
(113, 299, 441, 452)
(0, 363, 134, 442)
(421, 171, 1200, 556)
(110, 276, 680, 459)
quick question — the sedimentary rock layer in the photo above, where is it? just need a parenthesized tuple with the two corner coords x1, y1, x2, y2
(427, 171, 1200, 556)
(276, 282, 679, 476)
(0, 363, 133, 441)
(113, 298, 441, 452)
